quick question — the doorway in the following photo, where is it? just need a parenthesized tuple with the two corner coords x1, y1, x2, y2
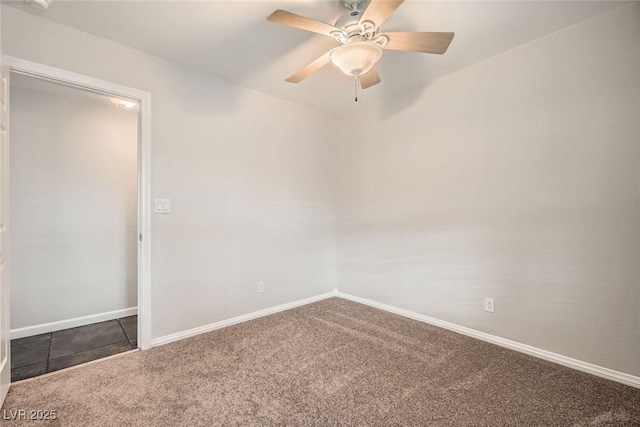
(4, 58, 151, 383)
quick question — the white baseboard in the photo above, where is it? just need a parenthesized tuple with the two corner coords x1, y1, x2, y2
(151, 290, 338, 347)
(11, 307, 138, 340)
(335, 291, 640, 389)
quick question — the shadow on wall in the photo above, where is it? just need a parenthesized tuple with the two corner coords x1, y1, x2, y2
(204, 20, 312, 83)
(367, 51, 436, 120)
(153, 19, 283, 116)
(162, 62, 243, 116)
(165, 15, 326, 116)
(377, 84, 429, 121)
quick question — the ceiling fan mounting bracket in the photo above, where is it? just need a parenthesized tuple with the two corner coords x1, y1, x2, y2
(340, 0, 369, 10)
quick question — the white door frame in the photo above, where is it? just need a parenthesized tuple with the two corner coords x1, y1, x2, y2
(3, 56, 152, 351)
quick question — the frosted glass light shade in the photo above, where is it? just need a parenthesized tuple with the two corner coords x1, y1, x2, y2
(331, 41, 383, 76)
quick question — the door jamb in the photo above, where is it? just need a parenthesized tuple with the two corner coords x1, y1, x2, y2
(3, 56, 152, 351)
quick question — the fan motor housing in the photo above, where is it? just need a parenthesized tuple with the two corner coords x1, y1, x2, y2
(335, 9, 364, 29)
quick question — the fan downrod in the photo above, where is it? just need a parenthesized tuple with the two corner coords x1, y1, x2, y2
(340, 0, 369, 10)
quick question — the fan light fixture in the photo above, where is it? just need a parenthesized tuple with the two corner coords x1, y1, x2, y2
(330, 41, 382, 77)
(109, 97, 138, 109)
(266, 0, 455, 100)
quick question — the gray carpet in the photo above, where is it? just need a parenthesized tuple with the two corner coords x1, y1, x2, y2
(2, 298, 639, 426)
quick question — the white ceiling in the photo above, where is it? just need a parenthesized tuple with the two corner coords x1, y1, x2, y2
(8, 0, 628, 113)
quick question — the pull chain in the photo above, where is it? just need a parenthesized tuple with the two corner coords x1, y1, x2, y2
(354, 75, 359, 102)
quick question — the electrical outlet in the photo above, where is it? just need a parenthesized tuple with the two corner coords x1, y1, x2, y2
(485, 297, 495, 313)
(258, 281, 265, 293)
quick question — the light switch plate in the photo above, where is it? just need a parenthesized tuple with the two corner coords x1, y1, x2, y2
(154, 198, 171, 214)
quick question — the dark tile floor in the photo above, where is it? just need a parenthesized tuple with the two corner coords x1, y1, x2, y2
(10, 315, 137, 382)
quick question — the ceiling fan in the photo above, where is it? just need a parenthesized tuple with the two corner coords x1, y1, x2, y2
(267, 0, 454, 99)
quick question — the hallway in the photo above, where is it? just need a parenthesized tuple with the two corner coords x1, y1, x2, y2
(10, 316, 137, 381)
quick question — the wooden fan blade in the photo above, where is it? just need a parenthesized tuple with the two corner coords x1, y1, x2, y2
(360, 0, 404, 28)
(286, 50, 334, 83)
(359, 66, 381, 89)
(267, 10, 340, 37)
(383, 32, 455, 54)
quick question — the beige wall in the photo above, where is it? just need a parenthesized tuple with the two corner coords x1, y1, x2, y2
(336, 4, 640, 376)
(2, 6, 338, 340)
(10, 85, 138, 328)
